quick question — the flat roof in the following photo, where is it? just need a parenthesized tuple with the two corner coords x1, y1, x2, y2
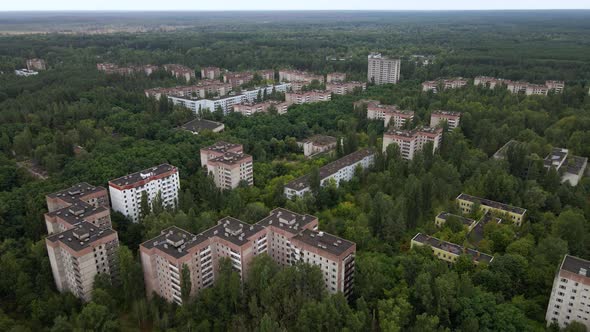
(544, 147, 569, 169)
(457, 193, 526, 216)
(180, 119, 223, 133)
(47, 221, 116, 252)
(561, 255, 590, 278)
(292, 228, 354, 257)
(201, 217, 266, 247)
(298, 134, 337, 146)
(469, 212, 503, 244)
(109, 164, 176, 187)
(210, 152, 252, 165)
(412, 233, 493, 264)
(46, 201, 109, 226)
(432, 110, 461, 117)
(47, 182, 105, 204)
(285, 148, 375, 191)
(141, 226, 208, 259)
(201, 141, 242, 153)
(256, 208, 317, 234)
(436, 212, 475, 227)
(566, 155, 588, 175)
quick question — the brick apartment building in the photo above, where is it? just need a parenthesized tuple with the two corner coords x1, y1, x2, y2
(430, 110, 461, 130)
(201, 66, 221, 80)
(285, 90, 331, 105)
(200, 142, 253, 189)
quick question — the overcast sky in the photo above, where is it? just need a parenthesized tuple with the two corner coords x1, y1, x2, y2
(1, 0, 590, 11)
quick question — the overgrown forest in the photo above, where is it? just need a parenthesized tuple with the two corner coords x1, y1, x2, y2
(1, 11, 590, 332)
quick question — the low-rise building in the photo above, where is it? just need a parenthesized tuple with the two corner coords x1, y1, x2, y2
(284, 148, 375, 199)
(545, 255, 590, 330)
(180, 119, 224, 135)
(456, 193, 526, 226)
(201, 67, 221, 80)
(199, 141, 244, 167)
(44, 183, 111, 234)
(140, 208, 356, 304)
(382, 127, 443, 160)
(411, 233, 493, 265)
(206, 152, 254, 190)
(163, 64, 195, 82)
(285, 90, 332, 105)
(544, 147, 588, 186)
(422, 78, 467, 93)
(326, 72, 346, 83)
(15, 69, 39, 77)
(326, 81, 366, 95)
(27, 58, 47, 71)
(46, 222, 119, 301)
(297, 135, 338, 158)
(108, 164, 180, 223)
(430, 110, 461, 130)
(434, 212, 477, 230)
(97, 63, 157, 76)
(367, 103, 414, 128)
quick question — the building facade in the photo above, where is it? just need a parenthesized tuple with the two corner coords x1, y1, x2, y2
(367, 53, 401, 85)
(285, 90, 332, 105)
(430, 110, 461, 130)
(382, 127, 443, 160)
(326, 81, 366, 95)
(163, 64, 195, 82)
(297, 135, 338, 158)
(279, 70, 324, 84)
(546, 255, 590, 329)
(27, 58, 47, 71)
(456, 193, 527, 226)
(200, 141, 244, 167)
(326, 72, 346, 83)
(422, 78, 467, 93)
(233, 100, 290, 116)
(367, 103, 414, 128)
(411, 233, 493, 265)
(201, 67, 221, 80)
(206, 152, 254, 190)
(108, 164, 180, 223)
(475, 76, 565, 95)
(284, 148, 375, 199)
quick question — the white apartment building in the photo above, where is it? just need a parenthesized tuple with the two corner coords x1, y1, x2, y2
(367, 53, 401, 85)
(108, 164, 180, 222)
(383, 127, 443, 160)
(546, 255, 590, 330)
(430, 110, 461, 130)
(284, 148, 375, 199)
(46, 222, 119, 302)
(206, 152, 254, 190)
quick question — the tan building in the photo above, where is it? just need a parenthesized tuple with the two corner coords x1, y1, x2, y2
(367, 53, 400, 85)
(46, 222, 119, 302)
(297, 135, 338, 158)
(224, 70, 274, 87)
(382, 127, 443, 160)
(367, 102, 414, 128)
(279, 69, 324, 84)
(430, 110, 461, 130)
(456, 193, 526, 226)
(422, 78, 467, 93)
(44, 183, 111, 234)
(233, 100, 290, 116)
(285, 90, 331, 105)
(140, 208, 356, 304)
(145, 80, 233, 100)
(97, 63, 158, 76)
(199, 141, 244, 167)
(546, 255, 590, 329)
(475, 76, 565, 95)
(27, 58, 46, 71)
(201, 67, 221, 80)
(327, 72, 346, 83)
(163, 64, 195, 82)
(326, 81, 366, 95)
(206, 152, 254, 190)
(411, 233, 493, 265)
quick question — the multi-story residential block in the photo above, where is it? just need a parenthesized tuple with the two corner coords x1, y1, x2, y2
(140, 208, 356, 304)
(46, 222, 119, 301)
(15, 69, 38, 77)
(285, 90, 332, 105)
(326, 72, 346, 83)
(180, 118, 225, 135)
(27, 58, 46, 71)
(233, 100, 290, 116)
(456, 193, 526, 226)
(206, 152, 254, 189)
(145, 80, 233, 100)
(199, 141, 244, 167)
(297, 135, 338, 158)
(224, 70, 274, 87)
(411, 233, 493, 265)
(544, 148, 588, 186)
(367, 102, 414, 128)
(108, 164, 180, 223)
(44, 183, 111, 234)
(326, 81, 366, 95)
(284, 148, 375, 199)
(475, 76, 565, 95)
(430, 110, 461, 130)
(167, 84, 291, 115)
(353, 99, 381, 110)
(279, 70, 324, 84)
(474, 76, 507, 89)
(367, 53, 401, 85)
(163, 64, 195, 82)
(382, 127, 443, 160)
(422, 77, 468, 93)
(545, 255, 590, 330)
(201, 66, 221, 80)
(546, 80, 565, 93)
(97, 63, 158, 76)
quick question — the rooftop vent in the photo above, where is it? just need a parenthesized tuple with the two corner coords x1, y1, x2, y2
(580, 268, 588, 277)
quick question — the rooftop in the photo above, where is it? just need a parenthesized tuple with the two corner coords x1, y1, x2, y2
(109, 164, 177, 187)
(412, 233, 494, 264)
(436, 212, 476, 228)
(256, 208, 317, 234)
(457, 193, 526, 215)
(46, 201, 109, 226)
(469, 212, 503, 244)
(298, 134, 337, 146)
(47, 222, 116, 252)
(201, 141, 242, 153)
(293, 228, 354, 257)
(566, 155, 588, 175)
(141, 226, 208, 259)
(432, 110, 461, 117)
(47, 182, 106, 204)
(201, 217, 266, 247)
(180, 118, 224, 133)
(285, 148, 375, 191)
(385, 126, 442, 138)
(210, 152, 252, 165)
(561, 255, 590, 278)
(544, 147, 569, 169)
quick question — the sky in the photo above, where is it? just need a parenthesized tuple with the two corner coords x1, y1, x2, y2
(1, 0, 590, 11)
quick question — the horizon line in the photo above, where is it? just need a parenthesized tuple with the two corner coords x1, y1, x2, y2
(1, 9, 590, 12)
